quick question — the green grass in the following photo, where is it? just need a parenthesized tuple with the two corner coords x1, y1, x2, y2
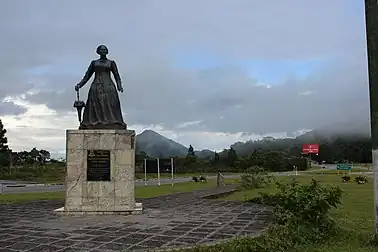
(2, 166, 239, 183)
(219, 174, 376, 252)
(0, 180, 224, 204)
(135, 172, 240, 180)
(303, 168, 370, 175)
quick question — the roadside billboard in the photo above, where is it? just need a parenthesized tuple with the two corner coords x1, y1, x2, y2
(302, 144, 319, 154)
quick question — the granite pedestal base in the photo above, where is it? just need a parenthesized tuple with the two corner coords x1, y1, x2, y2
(55, 129, 143, 215)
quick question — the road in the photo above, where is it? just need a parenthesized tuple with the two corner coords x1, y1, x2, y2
(317, 164, 370, 170)
(0, 167, 372, 194)
(0, 175, 242, 194)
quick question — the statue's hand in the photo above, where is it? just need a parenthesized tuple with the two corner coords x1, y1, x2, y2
(75, 84, 80, 91)
(118, 87, 124, 93)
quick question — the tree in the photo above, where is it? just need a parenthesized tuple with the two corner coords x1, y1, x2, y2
(38, 149, 51, 165)
(0, 119, 10, 170)
(213, 151, 220, 163)
(226, 147, 239, 169)
(0, 119, 8, 152)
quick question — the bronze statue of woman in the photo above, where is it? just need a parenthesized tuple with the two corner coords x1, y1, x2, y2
(75, 45, 126, 130)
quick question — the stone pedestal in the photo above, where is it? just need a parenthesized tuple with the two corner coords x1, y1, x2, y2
(54, 129, 142, 215)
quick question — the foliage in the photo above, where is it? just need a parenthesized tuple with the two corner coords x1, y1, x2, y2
(355, 175, 368, 184)
(0, 119, 8, 152)
(341, 175, 351, 182)
(230, 135, 371, 164)
(0, 119, 10, 168)
(251, 179, 343, 241)
(178, 179, 343, 252)
(226, 147, 239, 168)
(240, 166, 272, 189)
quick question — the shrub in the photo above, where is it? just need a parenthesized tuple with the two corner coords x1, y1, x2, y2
(179, 179, 343, 252)
(192, 176, 199, 182)
(341, 175, 351, 182)
(240, 166, 272, 190)
(251, 179, 343, 242)
(355, 175, 368, 184)
(199, 175, 207, 182)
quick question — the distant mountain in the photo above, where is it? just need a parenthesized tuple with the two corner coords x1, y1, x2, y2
(136, 119, 370, 158)
(297, 119, 370, 142)
(136, 130, 215, 158)
(136, 130, 187, 157)
(230, 119, 371, 155)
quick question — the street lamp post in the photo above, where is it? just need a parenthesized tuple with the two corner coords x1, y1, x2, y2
(365, 0, 378, 234)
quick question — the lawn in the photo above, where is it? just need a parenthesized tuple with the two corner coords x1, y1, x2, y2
(135, 172, 240, 180)
(302, 168, 370, 175)
(1, 169, 238, 183)
(0, 180, 221, 204)
(221, 173, 376, 252)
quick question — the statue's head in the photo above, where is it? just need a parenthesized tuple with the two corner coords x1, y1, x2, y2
(96, 45, 108, 57)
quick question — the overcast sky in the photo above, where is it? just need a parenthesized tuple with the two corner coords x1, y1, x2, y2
(0, 0, 369, 157)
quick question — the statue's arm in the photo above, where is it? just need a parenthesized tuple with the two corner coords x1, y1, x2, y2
(111, 60, 122, 89)
(77, 60, 95, 88)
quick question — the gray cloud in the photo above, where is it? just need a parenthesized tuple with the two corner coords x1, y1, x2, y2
(1, 0, 369, 134)
(0, 102, 27, 116)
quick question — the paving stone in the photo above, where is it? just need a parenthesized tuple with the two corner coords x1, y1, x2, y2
(186, 232, 209, 238)
(0, 234, 18, 241)
(113, 236, 145, 244)
(73, 241, 103, 249)
(68, 234, 96, 241)
(161, 230, 185, 237)
(170, 226, 193, 232)
(0, 249, 18, 252)
(29, 237, 59, 244)
(192, 227, 217, 233)
(208, 233, 235, 239)
(7, 242, 40, 250)
(50, 239, 81, 247)
(6, 230, 31, 236)
(58, 248, 88, 252)
(138, 238, 168, 247)
(28, 244, 66, 252)
(69, 229, 89, 234)
(99, 227, 121, 232)
(16, 236, 37, 243)
(90, 235, 119, 242)
(0, 186, 272, 251)
(97, 242, 129, 251)
(150, 235, 175, 242)
(127, 245, 152, 251)
(42, 232, 71, 239)
(216, 228, 240, 235)
(175, 236, 202, 244)
(128, 233, 152, 240)
(85, 230, 106, 236)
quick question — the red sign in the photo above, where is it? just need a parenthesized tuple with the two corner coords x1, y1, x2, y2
(302, 144, 319, 154)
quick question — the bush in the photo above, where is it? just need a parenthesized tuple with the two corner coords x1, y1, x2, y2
(355, 175, 368, 184)
(199, 175, 207, 182)
(240, 166, 272, 189)
(251, 179, 343, 242)
(192, 176, 199, 182)
(341, 175, 351, 182)
(180, 179, 343, 252)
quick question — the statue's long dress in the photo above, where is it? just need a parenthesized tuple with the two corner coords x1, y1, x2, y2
(78, 59, 126, 130)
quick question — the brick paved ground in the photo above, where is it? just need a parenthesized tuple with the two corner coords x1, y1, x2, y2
(0, 186, 272, 252)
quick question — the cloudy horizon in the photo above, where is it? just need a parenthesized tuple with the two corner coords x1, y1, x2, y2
(0, 0, 369, 157)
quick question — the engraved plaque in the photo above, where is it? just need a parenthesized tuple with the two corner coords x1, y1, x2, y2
(87, 150, 111, 181)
